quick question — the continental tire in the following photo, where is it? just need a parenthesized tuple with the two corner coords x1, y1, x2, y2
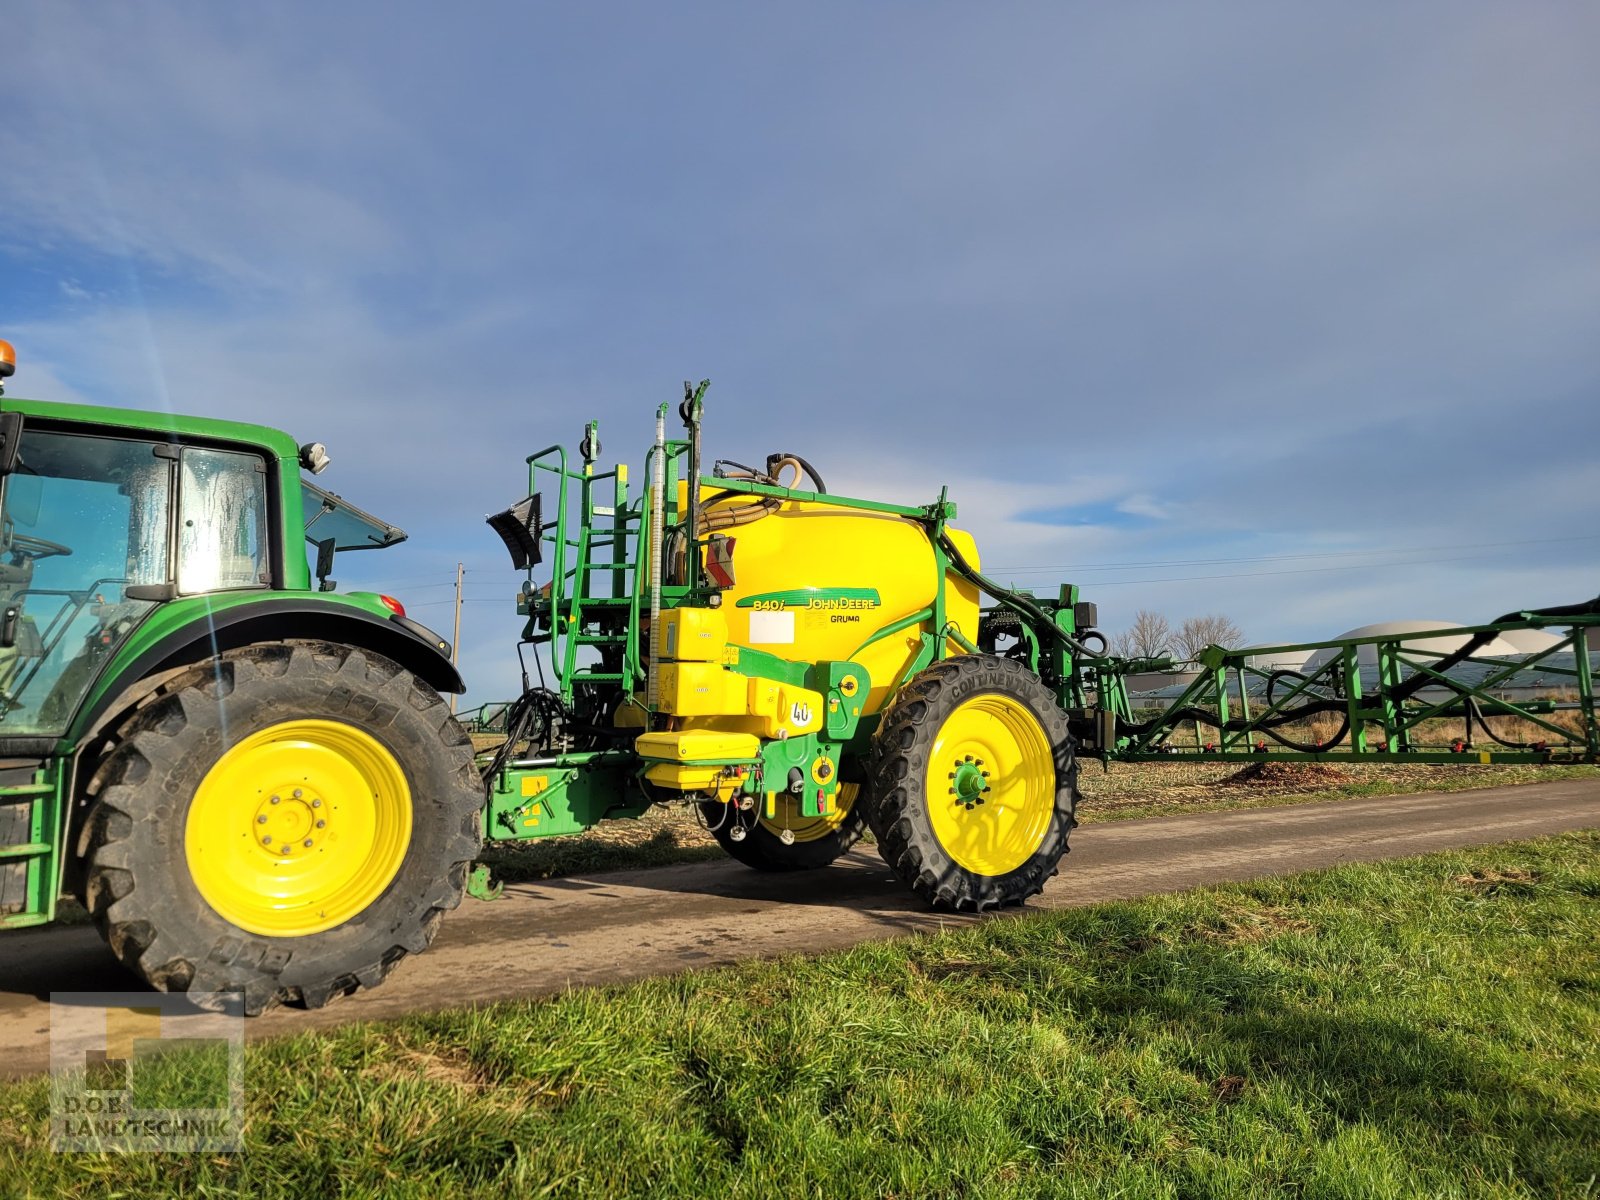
(80, 641, 482, 1015)
(698, 783, 866, 871)
(866, 654, 1077, 911)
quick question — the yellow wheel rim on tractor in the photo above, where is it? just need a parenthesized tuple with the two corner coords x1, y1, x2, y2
(762, 783, 859, 843)
(925, 692, 1056, 876)
(184, 720, 413, 937)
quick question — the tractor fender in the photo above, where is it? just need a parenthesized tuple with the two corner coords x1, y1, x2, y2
(72, 599, 464, 749)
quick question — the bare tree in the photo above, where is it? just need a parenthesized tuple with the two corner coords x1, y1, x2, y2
(1113, 609, 1172, 659)
(1175, 614, 1245, 659)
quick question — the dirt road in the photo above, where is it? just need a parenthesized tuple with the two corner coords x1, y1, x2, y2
(2, 779, 1594, 1078)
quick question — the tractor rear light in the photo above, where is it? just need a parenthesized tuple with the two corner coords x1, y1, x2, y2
(378, 594, 406, 618)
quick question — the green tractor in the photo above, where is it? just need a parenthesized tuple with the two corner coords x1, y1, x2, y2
(0, 341, 481, 1013)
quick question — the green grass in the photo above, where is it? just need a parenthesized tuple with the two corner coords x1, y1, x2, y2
(5, 831, 1599, 1198)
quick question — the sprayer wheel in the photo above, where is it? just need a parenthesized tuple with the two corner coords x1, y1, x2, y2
(865, 654, 1077, 911)
(699, 783, 866, 871)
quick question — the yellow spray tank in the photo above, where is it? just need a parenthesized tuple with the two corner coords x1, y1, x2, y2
(690, 475, 982, 717)
(635, 455, 981, 826)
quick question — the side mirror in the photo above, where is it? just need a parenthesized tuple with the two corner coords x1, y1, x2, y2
(314, 537, 336, 584)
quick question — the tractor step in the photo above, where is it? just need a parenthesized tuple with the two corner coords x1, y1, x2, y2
(0, 761, 66, 927)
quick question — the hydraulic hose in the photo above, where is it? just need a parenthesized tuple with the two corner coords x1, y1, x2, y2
(936, 530, 1103, 658)
(766, 452, 826, 494)
(1466, 696, 1541, 750)
(1495, 594, 1600, 621)
(1260, 668, 1350, 751)
(481, 687, 569, 784)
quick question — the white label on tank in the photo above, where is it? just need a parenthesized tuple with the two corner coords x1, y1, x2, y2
(748, 610, 795, 645)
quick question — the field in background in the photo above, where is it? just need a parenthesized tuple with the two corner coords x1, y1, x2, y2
(5, 832, 1595, 1197)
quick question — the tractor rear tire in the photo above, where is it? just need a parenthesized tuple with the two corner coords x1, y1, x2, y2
(699, 783, 866, 871)
(866, 654, 1077, 911)
(80, 641, 482, 1015)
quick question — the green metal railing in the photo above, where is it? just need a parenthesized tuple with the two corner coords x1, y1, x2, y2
(1079, 612, 1600, 765)
(522, 424, 699, 704)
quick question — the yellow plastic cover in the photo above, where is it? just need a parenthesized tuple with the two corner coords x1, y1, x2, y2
(634, 729, 761, 763)
(658, 662, 748, 715)
(660, 607, 729, 661)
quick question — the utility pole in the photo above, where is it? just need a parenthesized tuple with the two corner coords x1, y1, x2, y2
(450, 562, 464, 712)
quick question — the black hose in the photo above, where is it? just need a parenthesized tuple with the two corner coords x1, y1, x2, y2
(1467, 696, 1540, 750)
(768, 452, 827, 494)
(1078, 630, 1109, 655)
(713, 459, 767, 480)
(1119, 698, 1349, 741)
(1494, 594, 1600, 622)
(936, 531, 1102, 658)
(1257, 669, 1351, 752)
(480, 687, 569, 784)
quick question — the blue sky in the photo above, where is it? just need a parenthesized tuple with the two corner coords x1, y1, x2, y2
(4, 3, 1597, 700)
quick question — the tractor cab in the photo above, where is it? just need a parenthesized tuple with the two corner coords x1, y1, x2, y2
(0, 338, 468, 964)
(0, 424, 270, 736)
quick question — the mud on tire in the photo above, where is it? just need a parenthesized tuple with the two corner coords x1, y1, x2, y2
(80, 641, 482, 1015)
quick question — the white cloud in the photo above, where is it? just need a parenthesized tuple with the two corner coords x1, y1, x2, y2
(1115, 494, 1171, 521)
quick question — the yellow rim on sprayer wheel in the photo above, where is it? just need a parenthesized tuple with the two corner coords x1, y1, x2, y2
(762, 782, 859, 843)
(925, 692, 1056, 876)
(184, 720, 413, 937)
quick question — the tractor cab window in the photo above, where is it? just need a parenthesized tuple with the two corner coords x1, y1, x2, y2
(178, 448, 269, 593)
(0, 431, 173, 736)
(301, 479, 407, 589)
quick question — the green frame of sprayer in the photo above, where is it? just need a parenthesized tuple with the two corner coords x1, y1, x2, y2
(481, 395, 975, 848)
(1079, 615, 1599, 765)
